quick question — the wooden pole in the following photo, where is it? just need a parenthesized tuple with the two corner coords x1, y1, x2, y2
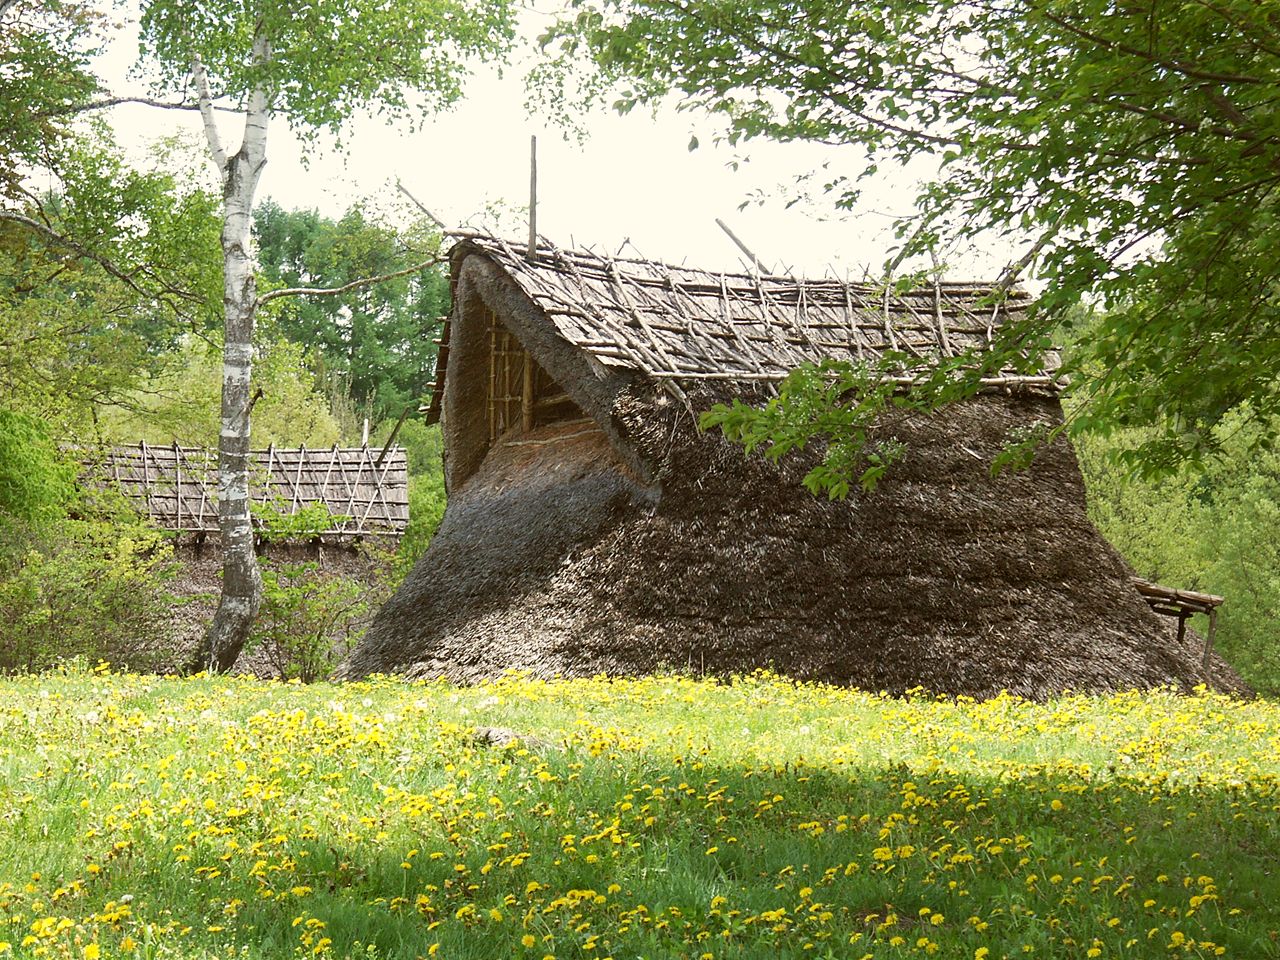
(522, 351, 535, 433)
(715, 217, 762, 273)
(393, 178, 446, 230)
(139, 439, 153, 522)
(174, 441, 182, 532)
(376, 404, 413, 468)
(1203, 607, 1219, 670)
(528, 135, 537, 263)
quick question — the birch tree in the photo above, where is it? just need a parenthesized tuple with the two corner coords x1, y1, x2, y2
(137, 1, 515, 670)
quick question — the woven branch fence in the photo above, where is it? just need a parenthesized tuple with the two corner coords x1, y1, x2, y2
(91, 442, 408, 539)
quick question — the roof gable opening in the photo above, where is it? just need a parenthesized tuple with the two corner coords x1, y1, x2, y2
(484, 310, 584, 444)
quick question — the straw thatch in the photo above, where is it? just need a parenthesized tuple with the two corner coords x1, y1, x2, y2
(343, 234, 1246, 698)
(92, 441, 408, 539)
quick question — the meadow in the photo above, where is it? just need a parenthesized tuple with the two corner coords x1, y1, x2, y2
(0, 668, 1277, 960)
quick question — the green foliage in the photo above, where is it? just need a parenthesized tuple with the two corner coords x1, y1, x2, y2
(0, 409, 74, 529)
(541, 0, 1280, 476)
(0, 504, 177, 674)
(381, 418, 444, 477)
(1075, 408, 1280, 696)
(137, 0, 518, 140)
(0, 132, 224, 443)
(702, 359, 913, 497)
(0, 0, 102, 201)
(102, 338, 342, 448)
(397, 471, 447, 577)
(255, 200, 448, 424)
(368, 419, 447, 576)
(250, 560, 369, 683)
(252, 501, 351, 544)
(246, 504, 395, 682)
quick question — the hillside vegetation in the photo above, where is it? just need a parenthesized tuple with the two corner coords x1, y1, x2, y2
(1, 669, 1277, 959)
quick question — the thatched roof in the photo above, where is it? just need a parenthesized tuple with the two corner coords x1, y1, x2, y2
(344, 234, 1247, 697)
(426, 233, 1052, 421)
(91, 441, 408, 539)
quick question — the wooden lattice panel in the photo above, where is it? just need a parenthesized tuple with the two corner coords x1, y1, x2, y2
(90, 442, 409, 538)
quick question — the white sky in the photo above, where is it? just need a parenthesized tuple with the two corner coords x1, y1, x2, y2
(94, 8, 1020, 280)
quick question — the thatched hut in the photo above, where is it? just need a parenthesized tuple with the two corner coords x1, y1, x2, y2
(343, 234, 1245, 697)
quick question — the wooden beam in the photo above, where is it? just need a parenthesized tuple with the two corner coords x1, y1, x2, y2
(535, 392, 573, 409)
(522, 350, 534, 432)
(1203, 607, 1219, 670)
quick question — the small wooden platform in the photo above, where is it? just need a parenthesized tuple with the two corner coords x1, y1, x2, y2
(1132, 578, 1223, 670)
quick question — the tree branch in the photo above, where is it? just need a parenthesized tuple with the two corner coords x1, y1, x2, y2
(1, 210, 152, 299)
(1039, 10, 1266, 85)
(0, 209, 202, 315)
(191, 55, 229, 175)
(996, 219, 1062, 292)
(257, 255, 444, 306)
(35, 96, 242, 119)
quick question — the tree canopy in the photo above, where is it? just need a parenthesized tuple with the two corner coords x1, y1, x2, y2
(540, 0, 1280, 481)
(0, 0, 101, 202)
(255, 200, 448, 423)
(138, 0, 517, 138)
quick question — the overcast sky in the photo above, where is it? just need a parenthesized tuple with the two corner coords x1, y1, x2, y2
(95, 9, 1019, 280)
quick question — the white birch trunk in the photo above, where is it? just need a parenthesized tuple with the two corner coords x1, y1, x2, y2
(194, 36, 271, 671)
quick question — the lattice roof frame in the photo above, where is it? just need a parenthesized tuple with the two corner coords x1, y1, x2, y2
(426, 232, 1060, 422)
(88, 442, 409, 539)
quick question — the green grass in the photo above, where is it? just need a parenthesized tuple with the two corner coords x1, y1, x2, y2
(0, 668, 1277, 960)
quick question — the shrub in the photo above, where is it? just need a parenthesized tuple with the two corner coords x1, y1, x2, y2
(246, 503, 396, 681)
(0, 419, 178, 673)
(0, 408, 73, 530)
(0, 511, 177, 674)
(395, 470, 446, 579)
(250, 559, 370, 683)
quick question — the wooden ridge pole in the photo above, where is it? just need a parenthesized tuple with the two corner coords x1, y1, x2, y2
(528, 135, 537, 263)
(715, 217, 762, 273)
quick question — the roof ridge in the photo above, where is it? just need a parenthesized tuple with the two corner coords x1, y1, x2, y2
(446, 230, 1029, 295)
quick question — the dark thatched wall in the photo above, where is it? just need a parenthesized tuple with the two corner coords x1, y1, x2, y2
(344, 380, 1246, 697)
